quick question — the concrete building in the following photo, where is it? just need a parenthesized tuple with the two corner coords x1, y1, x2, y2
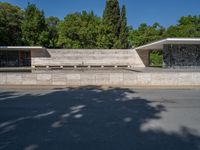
(0, 38, 200, 70)
(135, 38, 200, 68)
(0, 47, 146, 70)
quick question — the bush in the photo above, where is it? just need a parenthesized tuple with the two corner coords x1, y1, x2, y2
(150, 50, 163, 67)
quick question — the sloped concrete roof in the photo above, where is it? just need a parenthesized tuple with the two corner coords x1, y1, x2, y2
(134, 38, 200, 50)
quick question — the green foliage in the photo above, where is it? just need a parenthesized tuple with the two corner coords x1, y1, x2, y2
(46, 16, 60, 48)
(118, 5, 129, 49)
(102, 0, 129, 49)
(0, 1, 128, 48)
(57, 3, 128, 49)
(129, 23, 165, 47)
(103, 0, 121, 49)
(150, 50, 163, 67)
(21, 3, 49, 46)
(103, 0, 120, 37)
(58, 11, 101, 48)
(165, 15, 200, 38)
(96, 23, 114, 49)
(1, 2, 200, 49)
(0, 2, 23, 46)
(129, 15, 200, 48)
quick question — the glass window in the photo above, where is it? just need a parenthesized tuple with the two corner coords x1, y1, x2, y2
(0, 50, 31, 67)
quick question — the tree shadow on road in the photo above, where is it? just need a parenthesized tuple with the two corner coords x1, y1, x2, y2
(0, 86, 200, 150)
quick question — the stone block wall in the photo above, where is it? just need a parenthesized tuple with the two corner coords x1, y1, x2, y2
(1, 72, 200, 87)
(163, 44, 200, 68)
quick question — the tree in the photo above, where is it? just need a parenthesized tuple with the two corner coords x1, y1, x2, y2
(46, 16, 60, 48)
(0, 2, 23, 46)
(165, 15, 200, 38)
(96, 23, 114, 48)
(58, 11, 101, 48)
(164, 25, 181, 37)
(129, 23, 165, 47)
(118, 5, 129, 49)
(103, 0, 121, 48)
(21, 3, 49, 46)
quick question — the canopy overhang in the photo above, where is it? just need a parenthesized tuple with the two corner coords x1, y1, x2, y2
(134, 38, 200, 50)
(0, 46, 45, 51)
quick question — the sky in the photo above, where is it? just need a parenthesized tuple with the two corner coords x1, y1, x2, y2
(1, 0, 200, 28)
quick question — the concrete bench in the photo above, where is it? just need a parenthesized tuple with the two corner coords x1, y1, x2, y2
(32, 66, 48, 69)
(32, 64, 132, 70)
(49, 66, 63, 70)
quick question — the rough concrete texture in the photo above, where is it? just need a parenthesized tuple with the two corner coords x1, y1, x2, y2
(1, 71, 200, 87)
(31, 49, 146, 67)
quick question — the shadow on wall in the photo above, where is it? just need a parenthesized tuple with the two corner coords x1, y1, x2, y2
(0, 86, 200, 150)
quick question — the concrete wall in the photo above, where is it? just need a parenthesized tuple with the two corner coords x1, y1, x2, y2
(136, 49, 149, 67)
(1, 72, 200, 87)
(31, 49, 146, 67)
(163, 44, 200, 68)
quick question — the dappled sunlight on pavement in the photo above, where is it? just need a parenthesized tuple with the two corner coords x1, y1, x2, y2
(0, 87, 200, 150)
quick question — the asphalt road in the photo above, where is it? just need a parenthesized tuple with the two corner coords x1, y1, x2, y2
(0, 87, 200, 150)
